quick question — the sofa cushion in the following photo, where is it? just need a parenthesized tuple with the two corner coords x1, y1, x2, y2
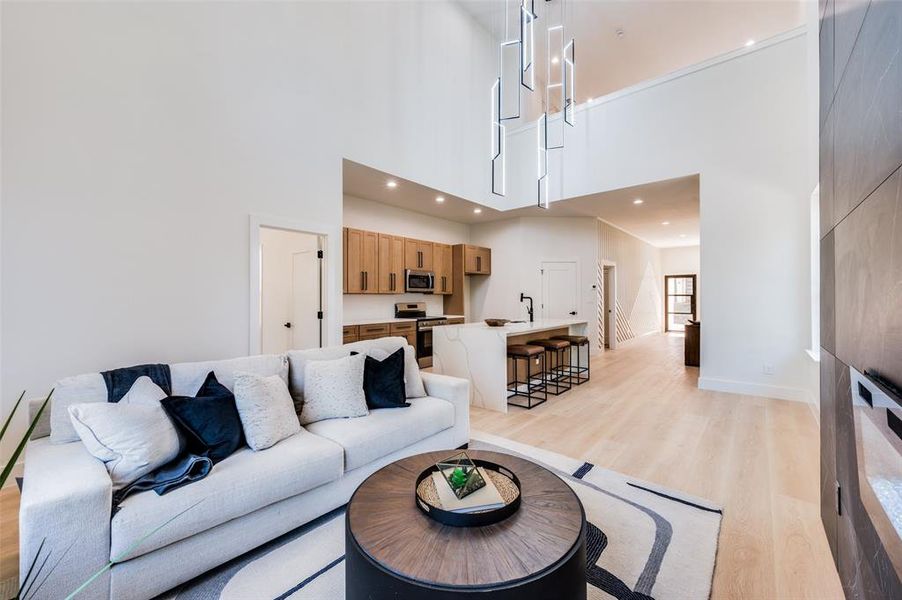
(170, 354, 289, 397)
(110, 428, 343, 561)
(50, 372, 108, 444)
(234, 374, 301, 450)
(305, 396, 454, 471)
(300, 353, 368, 425)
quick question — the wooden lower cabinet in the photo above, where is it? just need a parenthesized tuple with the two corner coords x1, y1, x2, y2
(344, 321, 417, 353)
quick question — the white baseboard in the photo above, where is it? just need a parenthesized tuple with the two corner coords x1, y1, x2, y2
(697, 377, 810, 403)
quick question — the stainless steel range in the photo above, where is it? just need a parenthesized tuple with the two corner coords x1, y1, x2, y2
(394, 302, 447, 368)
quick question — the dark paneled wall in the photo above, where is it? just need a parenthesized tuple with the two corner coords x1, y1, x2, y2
(819, 0, 902, 597)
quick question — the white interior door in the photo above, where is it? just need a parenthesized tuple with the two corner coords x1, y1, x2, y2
(291, 250, 322, 350)
(541, 261, 579, 319)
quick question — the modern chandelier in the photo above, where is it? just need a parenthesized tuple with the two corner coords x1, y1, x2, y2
(491, 0, 575, 209)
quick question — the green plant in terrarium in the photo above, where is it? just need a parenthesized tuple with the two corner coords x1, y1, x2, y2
(436, 451, 486, 499)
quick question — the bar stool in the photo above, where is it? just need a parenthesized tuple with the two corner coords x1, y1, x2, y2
(528, 338, 572, 395)
(507, 344, 547, 409)
(551, 335, 590, 385)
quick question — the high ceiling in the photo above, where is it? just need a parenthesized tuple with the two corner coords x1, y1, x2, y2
(344, 160, 699, 248)
(458, 0, 804, 104)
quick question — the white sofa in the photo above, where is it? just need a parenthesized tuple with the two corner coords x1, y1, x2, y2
(18, 337, 470, 600)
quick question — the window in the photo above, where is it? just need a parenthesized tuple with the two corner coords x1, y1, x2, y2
(664, 275, 696, 332)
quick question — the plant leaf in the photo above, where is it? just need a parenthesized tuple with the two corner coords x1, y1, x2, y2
(0, 389, 53, 489)
(64, 498, 205, 600)
(0, 390, 26, 442)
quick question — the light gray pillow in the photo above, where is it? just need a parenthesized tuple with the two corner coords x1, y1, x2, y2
(68, 377, 180, 490)
(50, 372, 108, 444)
(300, 353, 367, 425)
(233, 373, 301, 451)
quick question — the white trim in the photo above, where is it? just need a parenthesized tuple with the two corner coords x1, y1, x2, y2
(697, 376, 810, 403)
(601, 260, 617, 350)
(507, 25, 808, 136)
(249, 214, 338, 355)
(805, 348, 821, 363)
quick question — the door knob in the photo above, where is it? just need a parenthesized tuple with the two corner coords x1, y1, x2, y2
(284, 322, 292, 329)
(569, 311, 577, 315)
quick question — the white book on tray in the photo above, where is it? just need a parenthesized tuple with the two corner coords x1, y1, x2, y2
(431, 467, 506, 513)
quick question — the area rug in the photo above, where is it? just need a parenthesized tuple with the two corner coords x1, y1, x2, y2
(159, 432, 722, 599)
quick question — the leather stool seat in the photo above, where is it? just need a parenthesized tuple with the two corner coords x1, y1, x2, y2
(507, 344, 545, 358)
(528, 338, 570, 350)
(551, 335, 589, 346)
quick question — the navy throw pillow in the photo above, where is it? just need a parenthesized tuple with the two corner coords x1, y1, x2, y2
(363, 348, 409, 409)
(161, 372, 246, 464)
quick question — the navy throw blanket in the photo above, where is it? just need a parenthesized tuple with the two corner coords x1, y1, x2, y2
(101, 363, 172, 402)
(113, 453, 213, 508)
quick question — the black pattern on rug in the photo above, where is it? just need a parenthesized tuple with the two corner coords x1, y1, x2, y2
(626, 482, 723, 515)
(586, 522, 655, 600)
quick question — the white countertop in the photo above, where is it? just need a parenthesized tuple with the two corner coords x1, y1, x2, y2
(343, 315, 466, 327)
(435, 318, 587, 336)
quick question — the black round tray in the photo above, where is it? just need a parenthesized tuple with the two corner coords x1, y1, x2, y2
(415, 459, 521, 527)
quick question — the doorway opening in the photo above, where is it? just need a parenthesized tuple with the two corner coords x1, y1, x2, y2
(664, 274, 696, 332)
(257, 226, 325, 354)
(601, 264, 617, 350)
(540, 260, 579, 320)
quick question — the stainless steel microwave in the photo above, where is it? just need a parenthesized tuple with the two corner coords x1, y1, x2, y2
(405, 269, 434, 293)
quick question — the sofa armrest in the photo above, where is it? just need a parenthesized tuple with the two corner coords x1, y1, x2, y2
(420, 371, 469, 442)
(19, 439, 112, 599)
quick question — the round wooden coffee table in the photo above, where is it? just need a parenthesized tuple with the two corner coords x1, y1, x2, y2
(345, 450, 586, 599)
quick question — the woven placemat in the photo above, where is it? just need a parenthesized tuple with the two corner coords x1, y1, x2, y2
(416, 468, 519, 513)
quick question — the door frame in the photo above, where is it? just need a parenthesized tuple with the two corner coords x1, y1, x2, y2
(249, 214, 334, 355)
(663, 274, 697, 332)
(602, 261, 617, 350)
(539, 258, 581, 320)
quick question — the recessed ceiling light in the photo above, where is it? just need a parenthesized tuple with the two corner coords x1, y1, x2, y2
(661, 221, 670, 225)
(435, 196, 445, 203)
(386, 180, 397, 188)
(551, 56, 560, 64)
(632, 199, 643, 205)
(745, 39, 755, 47)
(473, 208, 482, 214)
(586, 97, 593, 103)
(680, 234, 687, 238)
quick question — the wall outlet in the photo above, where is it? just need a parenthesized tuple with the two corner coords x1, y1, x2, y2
(762, 363, 775, 375)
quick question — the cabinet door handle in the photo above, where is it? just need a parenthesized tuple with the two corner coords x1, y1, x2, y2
(476, 256, 481, 272)
(360, 271, 365, 291)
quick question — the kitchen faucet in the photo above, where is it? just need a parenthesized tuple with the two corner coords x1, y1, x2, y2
(520, 293, 534, 323)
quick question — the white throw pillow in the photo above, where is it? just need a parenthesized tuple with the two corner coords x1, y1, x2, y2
(233, 373, 301, 451)
(50, 372, 108, 444)
(300, 353, 368, 425)
(68, 377, 180, 489)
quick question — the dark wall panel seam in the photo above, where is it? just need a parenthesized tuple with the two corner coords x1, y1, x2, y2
(831, 162, 902, 234)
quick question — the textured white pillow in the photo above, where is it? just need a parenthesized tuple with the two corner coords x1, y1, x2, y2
(50, 372, 108, 444)
(68, 377, 179, 489)
(300, 353, 368, 425)
(233, 373, 301, 451)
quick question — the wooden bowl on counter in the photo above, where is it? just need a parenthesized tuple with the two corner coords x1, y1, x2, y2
(484, 319, 510, 327)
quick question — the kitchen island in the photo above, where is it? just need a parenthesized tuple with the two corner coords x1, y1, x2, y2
(432, 319, 589, 412)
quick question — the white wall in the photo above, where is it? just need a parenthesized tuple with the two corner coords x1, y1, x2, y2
(661, 245, 701, 320)
(1, 1, 495, 461)
(598, 221, 664, 342)
(502, 30, 813, 401)
(342, 195, 470, 321)
(470, 217, 599, 348)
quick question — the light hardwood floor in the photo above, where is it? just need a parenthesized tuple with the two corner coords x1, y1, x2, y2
(0, 333, 842, 598)
(473, 332, 843, 599)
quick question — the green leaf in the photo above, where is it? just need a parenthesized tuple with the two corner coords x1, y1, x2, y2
(0, 390, 26, 442)
(0, 389, 52, 489)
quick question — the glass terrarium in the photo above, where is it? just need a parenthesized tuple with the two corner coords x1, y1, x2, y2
(436, 451, 486, 499)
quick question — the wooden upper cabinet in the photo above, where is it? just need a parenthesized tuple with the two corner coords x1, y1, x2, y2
(404, 239, 434, 271)
(463, 245, 491, 275)
(344, 227, 378, 294)
(433, 243, 453, 294)
(378, 234, 404, 294)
